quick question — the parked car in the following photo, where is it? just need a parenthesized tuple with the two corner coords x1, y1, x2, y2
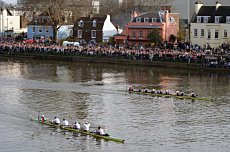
(62, 41, 80, 47)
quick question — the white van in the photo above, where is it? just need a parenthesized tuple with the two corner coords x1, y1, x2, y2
(62, 41, 80, 47)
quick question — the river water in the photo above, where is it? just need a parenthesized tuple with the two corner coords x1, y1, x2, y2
(0, 58, 230, 152)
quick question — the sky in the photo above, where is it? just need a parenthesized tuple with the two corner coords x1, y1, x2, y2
(3, 0, 17, 4)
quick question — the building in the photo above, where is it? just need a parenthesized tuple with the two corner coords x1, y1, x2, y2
(27, 12, 54, 41)
(0, 8, 22, 36)
(114, 9, 179, 48)
(190, 1, 230, 48)
(73, 14, 117, 45)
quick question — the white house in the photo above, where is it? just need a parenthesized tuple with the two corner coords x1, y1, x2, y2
(0, 7, 28, 36)
(190, 1, 230, 48)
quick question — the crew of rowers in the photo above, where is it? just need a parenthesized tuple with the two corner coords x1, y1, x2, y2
(129, 86, 196, 97)
(39, 116, 109, 136)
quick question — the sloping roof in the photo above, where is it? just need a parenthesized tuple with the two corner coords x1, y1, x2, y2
(75, 16, 106, 23)
(27, 12, 53, 26)
(131, 12, 161, 22)
(191, 6, 230, 23)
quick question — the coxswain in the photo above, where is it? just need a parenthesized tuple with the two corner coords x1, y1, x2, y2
(96, 126, 109, 136)
(52, 117, 61, 125)
(73, 121, 81, 130)
(83, 122, 90, 132)
(41, 115, 45, 123)
(62, 118, 70, 127)
(191, 91, 196, 97)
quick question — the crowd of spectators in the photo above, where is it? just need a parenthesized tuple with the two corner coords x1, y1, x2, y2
(0, 40, 230, 69)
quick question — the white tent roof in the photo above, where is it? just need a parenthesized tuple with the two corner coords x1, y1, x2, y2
(102, 15, 117, 40)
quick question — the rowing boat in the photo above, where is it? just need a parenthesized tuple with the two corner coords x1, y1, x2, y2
(31, 118, 125, 143)
(121, 90, 212, 101)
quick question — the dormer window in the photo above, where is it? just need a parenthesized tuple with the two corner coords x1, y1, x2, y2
(203, 16, 209, 23)
(197, 16, 201, 23)
(93, 20, 97, 27)
(78, 20, 84, 27)
(215, 16, 220, 23)
(152, 18, 157, 22)
(144, 17, 149, 23)
(226, 16, 230, 23)
(136, 17, 141, 22)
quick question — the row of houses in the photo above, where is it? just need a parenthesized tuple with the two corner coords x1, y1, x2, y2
(1, 1, 230, 48)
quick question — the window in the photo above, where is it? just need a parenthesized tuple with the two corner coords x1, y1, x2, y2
(224, 29, 228, 38)
(144, 18, 149, 22)
(93, 20, 97, 27)
(215, 16, 220, 23)
(78, 30, 82, 38)
(194, 29, 198, 37)
(78, 20, 84, 27)
(152, 18, 157, 22)
(140, 30, 143, 38)
(215, 30, 219, 39)
(91, 30, 96, 38)
(132, 30, 136, 38)
(46, 27, 49, 33)
(201, 29, 204, 37)
(32, 26, 35, 33)
(38, 27, 42, 33)
(226, 16, 230, 23)
(203, 17, 209, 23)
(197, 16, 201, 23)
(207, 30, 211, 39)
(136, 17, 141, 22)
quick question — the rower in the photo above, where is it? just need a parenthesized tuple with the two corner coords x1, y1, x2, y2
(128, 86, 133, 92)
(96, 126, 109, 136)
(73, 121, 81, 130)
(180, 91, 184, 96)
(52, 117, 61, 125)
(144, 88, 148, 93)
(62, 118, 70, 127)
(157, 90, 162, 94)
(165, 90, 170, 95)
(151, 89, 155, 93)
(176, 90, 180, 96)
(83, 122, 90, 132)
(191, 91, 196, 97)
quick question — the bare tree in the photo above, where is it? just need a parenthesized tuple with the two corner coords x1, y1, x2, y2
(21, 0, 93, 42)
(99, 0, 120, 15)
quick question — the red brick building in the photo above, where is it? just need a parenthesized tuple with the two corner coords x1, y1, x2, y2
(114, 10, 179, 48)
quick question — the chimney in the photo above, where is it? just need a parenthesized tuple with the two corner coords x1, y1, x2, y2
(216, 1, 221, 9)
(89, 13, 93, 19)
(106, 14, 110, 21)
(195, 1, 203, 14)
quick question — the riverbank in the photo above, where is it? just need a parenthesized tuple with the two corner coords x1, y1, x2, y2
(1, 52, 230, 73)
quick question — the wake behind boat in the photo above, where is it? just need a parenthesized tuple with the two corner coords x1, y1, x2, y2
(31, 118, 125, 143)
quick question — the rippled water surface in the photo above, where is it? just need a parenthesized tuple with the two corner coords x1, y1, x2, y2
(0, 58, 230, 151)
